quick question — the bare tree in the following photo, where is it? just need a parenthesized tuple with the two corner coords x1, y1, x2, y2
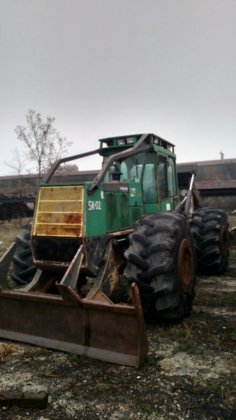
(15, 109, 72, 177)
(4, 149, 26, 193)
(5, 148, 26, 176)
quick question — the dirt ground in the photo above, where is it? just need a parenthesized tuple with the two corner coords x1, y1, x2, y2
(0, 221, 235, 419)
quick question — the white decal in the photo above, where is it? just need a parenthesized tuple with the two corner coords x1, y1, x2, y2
(88, 200, 102, 211)
(101, 191, 104, 199)
(120, 186, 129, 192)
(166, 203, 171, 211)
(130, 188, 136, 197)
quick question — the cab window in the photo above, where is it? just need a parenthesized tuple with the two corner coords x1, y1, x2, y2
(143, 163, 157, 203)
(167, 158, 177, 195)
(158, 156, 168, 199)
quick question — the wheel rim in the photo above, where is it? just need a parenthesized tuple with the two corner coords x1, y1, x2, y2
(178, 239, 193, 293)
(221, 227, 229, 262)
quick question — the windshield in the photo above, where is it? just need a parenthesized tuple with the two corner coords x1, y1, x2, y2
(104, 152, 157, 203)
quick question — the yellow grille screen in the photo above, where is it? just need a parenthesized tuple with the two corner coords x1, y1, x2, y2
(33, 185, 84, 237)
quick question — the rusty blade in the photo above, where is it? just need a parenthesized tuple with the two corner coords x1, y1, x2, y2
(0, 283, 148, 368)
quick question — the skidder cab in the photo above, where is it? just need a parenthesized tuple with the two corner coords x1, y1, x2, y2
(0, 133, 229, 367)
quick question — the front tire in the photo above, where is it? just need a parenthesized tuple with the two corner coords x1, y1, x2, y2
(10, 223, 36, 287)
(124, 212, 195, 321)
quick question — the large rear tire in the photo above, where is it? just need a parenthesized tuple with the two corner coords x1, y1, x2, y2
(190, 208, 229, 274)
(10, 223, 36, 287)
(124, 212, 195, 321)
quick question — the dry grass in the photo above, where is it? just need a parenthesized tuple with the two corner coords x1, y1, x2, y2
(0, 344, 14, 363)
(0, 218, 31, 257)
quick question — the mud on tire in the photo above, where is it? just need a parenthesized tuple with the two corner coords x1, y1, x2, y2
(190, 208, 229, 274)
(11, 223, 36, 287)
(124, 212, 195, 321)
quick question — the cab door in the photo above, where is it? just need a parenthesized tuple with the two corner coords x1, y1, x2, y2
(157, 155, 175, 211)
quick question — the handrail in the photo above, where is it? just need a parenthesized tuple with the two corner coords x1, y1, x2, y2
(42, 148, 100, 183)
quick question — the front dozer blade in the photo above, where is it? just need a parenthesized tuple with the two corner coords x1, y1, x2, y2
(0, 282, 148, 368)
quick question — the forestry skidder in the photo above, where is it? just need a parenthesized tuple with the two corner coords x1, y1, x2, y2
(0, 134, 229, 367)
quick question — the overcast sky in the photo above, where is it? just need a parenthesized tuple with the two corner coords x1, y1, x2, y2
(0, 0, 235, 175)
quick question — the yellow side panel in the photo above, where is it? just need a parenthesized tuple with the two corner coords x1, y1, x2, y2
(33, 185, 84, 237)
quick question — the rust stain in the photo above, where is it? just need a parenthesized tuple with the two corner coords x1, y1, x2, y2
(65, 213, 83, 225)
